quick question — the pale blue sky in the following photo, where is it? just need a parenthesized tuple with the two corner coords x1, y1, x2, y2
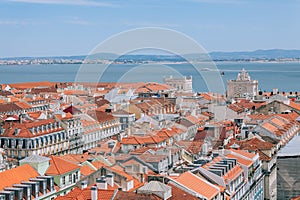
(0, 0, 300, 57)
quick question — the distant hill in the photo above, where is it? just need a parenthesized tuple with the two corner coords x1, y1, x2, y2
(209, 49, 300, 60)
(2, 49, 300, 61)
(87, 49, 300, 61)
(71, 49, 300, 61)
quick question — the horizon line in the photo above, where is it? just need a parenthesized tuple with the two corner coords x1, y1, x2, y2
(1, 48, 300, 59)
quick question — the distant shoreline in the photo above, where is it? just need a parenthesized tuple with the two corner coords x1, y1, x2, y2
(1, 59, 300, 66)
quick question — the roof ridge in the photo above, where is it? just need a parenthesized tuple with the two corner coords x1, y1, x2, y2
(51, 156, 62, 174)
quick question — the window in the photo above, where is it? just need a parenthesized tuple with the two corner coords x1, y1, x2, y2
(75, 171, 79, 180)
(69, 174, 72, 183)
(62, 176, 65, 185)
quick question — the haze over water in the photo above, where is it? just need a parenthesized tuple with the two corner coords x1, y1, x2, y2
(1, 62, 299, 92)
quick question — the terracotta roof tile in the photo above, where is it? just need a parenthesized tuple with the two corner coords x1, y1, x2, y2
(2, 119, 64, 138)
(225, 154, 253, 167)
(46, 156, 80, 175)
(57, 187, 115, 200)
(15, 101, 32, 109)
(80, 165, 96, 177)
(229, 149, 256, 159)
(10, 81, 55, 89)
(60, 154, 92, 164)
(0, 164, 39, 190)
(169, 171, 219, 200)
(114, 191, 161, 200)
(168, 184, 198, 200)
(289, 101, 300, 111)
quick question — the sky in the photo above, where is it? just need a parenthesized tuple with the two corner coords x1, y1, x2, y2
(0, 0, 300, 57)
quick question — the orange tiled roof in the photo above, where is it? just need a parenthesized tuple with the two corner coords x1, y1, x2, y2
(46, 156, 80, 175)
(270, 117, 286, 127)
(121, 135, 166, 146)
(226, 137, 274, 151)
(289, 101, 300, 111)
(114, 191, 161, 200)
(225, 154, 253, 167)
(229, 149, 256, 159)
(27, 111, 43, 119)
(291, 195, 300, 200)
(223, 165, 243, 181)
(63, 90, 88, 95)
(80, 165, 96, 177)
(15, 101, 32, 109)
(262, 122, 279, 133)
(277, 112, 299, 121)
(200, 93, 213, 101)
(168, 184, 198, 200)
(92, 160, 108, 169)
(0, 164, 39, 190)
(169, 171, 219, 200)
(247, 113, 270, 121)
(185, 115, 205, 125)
(10, 81, 55, 89)
(176, 140, 203, 155)
(2, 119, 64, 138)
(135, 82, 173, 93)
(108, 165, 134, 181)
(60, 154, 92, 164)
(56, 187, 115, 200)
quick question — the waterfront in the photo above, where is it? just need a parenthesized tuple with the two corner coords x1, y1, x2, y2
(1, 62, 300, 92)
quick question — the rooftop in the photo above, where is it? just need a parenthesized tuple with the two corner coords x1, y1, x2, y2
(0, 164, 39, 190)
(169, 171, 219, 200)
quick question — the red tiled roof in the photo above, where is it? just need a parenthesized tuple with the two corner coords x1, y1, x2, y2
(114, 191, 161, 200)
(225, 154, 253, 167)
(46, 156, 80, 175)
(10, 81, 55, 89)
(56, 187, 115, 200)
(289, 101, 300, 111)
(15, 101, 32, 109)
(169, 171, 219, 200)
(226, 137, 274, 151)
(0, 103, 23, 113)
(63, 105, 82, 115)
(176, 140, 203, 155)
(0, 164, 39, 190)
(91, 160, 108, 169)
(2, 119, 64, 138)
(89, 110, 115, 123)
(135, 82, 173, 93)
(121, 135, 166, 146)
(60, 154, 92, 164)
(168, 184, 198, 200)
(80, 165, 96, 177)
(229, 149, 256, 159)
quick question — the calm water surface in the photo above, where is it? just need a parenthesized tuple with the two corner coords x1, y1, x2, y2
(0, 62, 299, 92)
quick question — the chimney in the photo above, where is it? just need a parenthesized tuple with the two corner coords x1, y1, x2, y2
(91, 186, 97, 200)
(96, 177, 107, 190)
(106, 174, 114, 187)
(80, 180, 87, 189)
